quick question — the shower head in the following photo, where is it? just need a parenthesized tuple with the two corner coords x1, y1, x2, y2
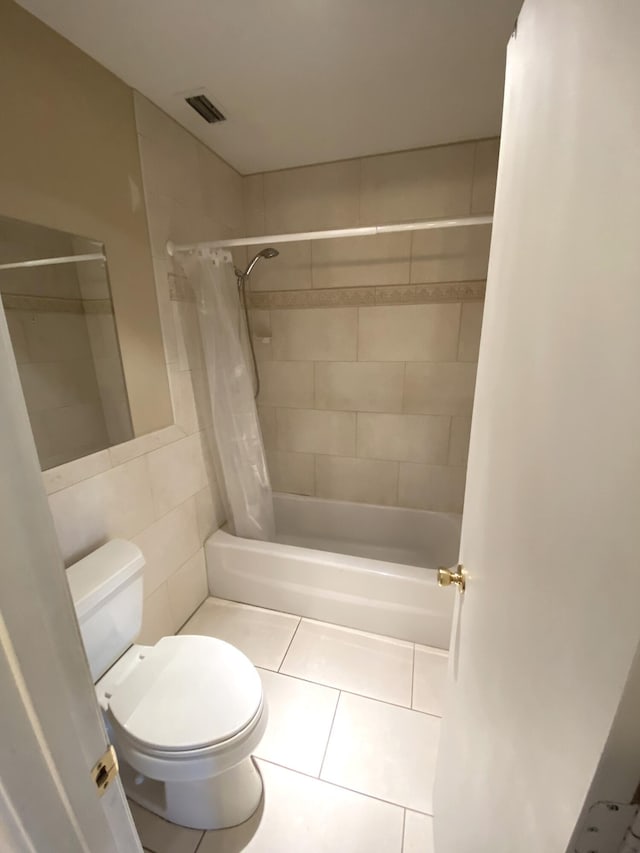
(242, 247, 280, 278)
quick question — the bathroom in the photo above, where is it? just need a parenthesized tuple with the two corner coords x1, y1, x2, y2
(1, 1, 640, 852)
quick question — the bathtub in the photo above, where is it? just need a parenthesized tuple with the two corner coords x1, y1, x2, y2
(205, 493, 461, 649)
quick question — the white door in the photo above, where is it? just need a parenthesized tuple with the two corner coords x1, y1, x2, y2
(0, 305, 141, 850)
(434, 2, 640, 851)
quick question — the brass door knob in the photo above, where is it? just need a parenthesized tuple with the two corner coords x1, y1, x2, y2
(437, 565, 466, 592)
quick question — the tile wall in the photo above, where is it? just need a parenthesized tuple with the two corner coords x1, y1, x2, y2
(244, 139, 498, 511)
(43, 96, 497, 642)
(44, 94, 246, 642)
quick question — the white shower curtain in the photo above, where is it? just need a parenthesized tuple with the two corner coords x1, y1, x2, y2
(187, 249, 275, 541)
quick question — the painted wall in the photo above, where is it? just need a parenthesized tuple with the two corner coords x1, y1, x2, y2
(0, 0, 171, 436)
(244, 141, 497, 511)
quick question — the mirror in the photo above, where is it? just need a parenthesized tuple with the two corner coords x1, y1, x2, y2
(0, 215, 134, 469)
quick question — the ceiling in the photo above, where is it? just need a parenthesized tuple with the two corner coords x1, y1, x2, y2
(18, 0, 522, 175)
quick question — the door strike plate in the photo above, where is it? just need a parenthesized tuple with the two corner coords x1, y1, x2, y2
(91, 744, 119, 796)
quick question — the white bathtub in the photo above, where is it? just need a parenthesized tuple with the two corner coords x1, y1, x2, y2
(205, 493, 461, 649)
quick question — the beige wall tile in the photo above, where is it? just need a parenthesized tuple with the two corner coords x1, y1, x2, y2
(152, 258, 179, 365)
(277, 408, 356, 456)
(449, 416, 472, 466)
(357, 304, 460, 362)
(357, 413, 450, 464)
(267, 450, 315, 495)
(258, 361, 314, 408)
(247, 242, 312, 291)
(264, 160, 360, 232)
(197, 143, 244, 236)
(167, 549, 209, 630)
(18, 360, 100, 413)
(258, 405, 278, 450)
(194, 484, 226, 542)
(24, 312, 92, 363)
(315, 362, 404, 413)
(45, 403, 108, 462)
(248, 309, 273, 362)
(5, 312, 29, 363)
(146, 432, 208, 518)
(398, 463, 466, 513)
(410, 224, 491, 283)
(311, 233, 411, 289)
(458, 301, 484, 362)
(138, 119, 202, 210)
(472, 138, 500, 214)
(138, 582, 176, 644)
(272, 307, 358, 361)
(48, 455, 155, 565)
(133, 497, 200, 596)
(168, 367, 199, 434)
(43, 449, 111, 495)
(108, 425, 185, 466)
(173, 300, 203, 372)
(243, 174, 265, 235)
(315, 456, 398, 506)
(360, 143, 475, 225)
(403, 362, 477, 415)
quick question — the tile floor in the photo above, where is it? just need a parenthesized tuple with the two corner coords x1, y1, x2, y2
(131, 596, 446, 853)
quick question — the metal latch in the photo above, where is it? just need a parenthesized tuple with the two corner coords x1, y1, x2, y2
(91, 745, 119, 796)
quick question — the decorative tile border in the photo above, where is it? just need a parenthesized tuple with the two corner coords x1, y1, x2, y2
(248, 280, 485, 310)
(1, 293, 114, 315)
(83, 299, 113, 315)
(1, 292, 84, 314)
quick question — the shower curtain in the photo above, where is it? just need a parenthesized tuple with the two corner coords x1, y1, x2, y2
(186, 249, 275, 541)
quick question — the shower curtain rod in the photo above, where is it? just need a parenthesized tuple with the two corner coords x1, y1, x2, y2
(166, 214, 493, 255)
(0, 252, 106, 272)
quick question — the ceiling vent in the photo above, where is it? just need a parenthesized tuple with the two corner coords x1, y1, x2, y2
(185, 94, 226, 124)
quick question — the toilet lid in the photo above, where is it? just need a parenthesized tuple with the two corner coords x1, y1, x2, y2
(107, 635, 263, 752)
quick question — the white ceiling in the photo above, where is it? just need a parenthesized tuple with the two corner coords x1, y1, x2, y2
(18, 0, 522, 174)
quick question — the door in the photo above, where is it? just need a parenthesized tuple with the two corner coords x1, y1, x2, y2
(0, 303, 141, 850)
(433, 2, 640, 852)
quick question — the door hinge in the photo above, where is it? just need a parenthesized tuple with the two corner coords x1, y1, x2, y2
(573, 801, 639, 853)
(91, 745, 119, 797)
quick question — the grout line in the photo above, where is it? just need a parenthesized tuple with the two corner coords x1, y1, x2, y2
(401, 808, 407, 853)
(258, 756, 434, 817)
(318, 690, 342, 778)
(455, 301, 464, 361)
(410, 643, 416, 710)
(261, 663, 442, 719)
(192, 831, 206, 853)
(470, 141, 479, 215)
(277, 617, 302, 672)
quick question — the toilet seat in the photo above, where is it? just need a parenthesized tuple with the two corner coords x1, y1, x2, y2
(106, 635, 263, 754)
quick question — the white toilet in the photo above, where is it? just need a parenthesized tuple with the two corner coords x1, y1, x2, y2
(67, 538, 267, 831)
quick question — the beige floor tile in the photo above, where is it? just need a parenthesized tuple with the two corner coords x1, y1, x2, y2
(198, 760, 404, 853)
(128, 800, 203, 853)
(403, 810, 435, 853)
(280, 619, 413, 706)
(255, 669, 339, 776)
(413, 645, 449, 717)
(321, 693, 440, 813)
(180, 597, 300, 670)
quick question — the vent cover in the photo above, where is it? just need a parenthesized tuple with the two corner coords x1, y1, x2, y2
(185, 94, 226, 124)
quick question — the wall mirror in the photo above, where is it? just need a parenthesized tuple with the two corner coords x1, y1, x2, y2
(0, 215, 135, 470)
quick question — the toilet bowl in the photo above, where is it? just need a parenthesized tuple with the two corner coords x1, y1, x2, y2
(67, 539, 267, 830)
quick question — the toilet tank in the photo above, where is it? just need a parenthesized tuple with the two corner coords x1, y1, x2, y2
(67, 539, 145, 682)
